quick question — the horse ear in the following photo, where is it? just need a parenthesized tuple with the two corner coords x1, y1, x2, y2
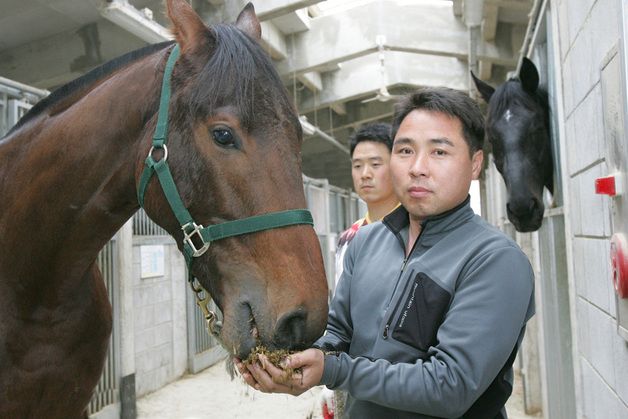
(519, 57, 540, 93)
(167, 0, 211, 52)
(236, 3, 262, 41)
(470, 71, 495, 103)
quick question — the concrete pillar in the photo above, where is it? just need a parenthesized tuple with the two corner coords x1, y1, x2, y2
(117, 219, 135, 376)
(116, 220, 137, 418)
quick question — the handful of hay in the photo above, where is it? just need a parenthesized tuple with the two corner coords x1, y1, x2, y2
(243, 345, 302, 382)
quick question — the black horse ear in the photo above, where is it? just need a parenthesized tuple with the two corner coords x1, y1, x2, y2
(236, 3, 262, 41)
(520, 57, 540, 93)
(167, 0, 212, 53)
(470, 71, 495, 103)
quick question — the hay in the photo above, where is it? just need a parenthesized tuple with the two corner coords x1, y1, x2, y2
(243, 345, 302, 382)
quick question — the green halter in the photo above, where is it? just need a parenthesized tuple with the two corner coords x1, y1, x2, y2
(137, 44, 314, 334)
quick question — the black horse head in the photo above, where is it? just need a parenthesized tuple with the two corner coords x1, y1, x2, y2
(472, 57, 553, 232)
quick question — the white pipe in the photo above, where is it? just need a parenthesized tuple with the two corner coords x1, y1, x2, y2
(464, 0, 484, 27)
(0, 76, 49, 99)
(99, 0, 173, 44)
(300, 115, 349, 155)
(464, 1, 483, 97)
(314, 127, 350, 155)
(518, 0, 543, 69)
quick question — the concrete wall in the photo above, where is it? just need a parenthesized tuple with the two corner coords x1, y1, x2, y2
(131, 236, 189, 397)
(553, 0, 628, 417)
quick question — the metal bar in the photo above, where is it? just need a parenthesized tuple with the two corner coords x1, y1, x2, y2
(0, 76, 49, 98)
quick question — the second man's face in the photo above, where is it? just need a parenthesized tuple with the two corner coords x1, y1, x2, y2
(351, 141, 395, 205)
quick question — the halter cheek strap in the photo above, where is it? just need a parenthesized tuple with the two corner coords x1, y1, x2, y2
(137, 44, 315, 336)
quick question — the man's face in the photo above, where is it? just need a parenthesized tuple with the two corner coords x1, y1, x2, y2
(351, 141, 395, 205)
(390, 109, 483, 222)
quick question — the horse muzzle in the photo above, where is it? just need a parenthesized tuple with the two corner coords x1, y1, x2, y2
(506, 197, 544, 232)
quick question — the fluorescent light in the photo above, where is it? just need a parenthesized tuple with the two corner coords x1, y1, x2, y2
(100, 0, 173, 43)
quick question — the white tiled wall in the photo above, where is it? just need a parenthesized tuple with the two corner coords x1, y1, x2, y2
(131, 240, 188, 397)
(556, 0, 628, 415)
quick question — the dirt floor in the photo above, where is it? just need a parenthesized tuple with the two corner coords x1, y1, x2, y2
(137, 359, 542, 419)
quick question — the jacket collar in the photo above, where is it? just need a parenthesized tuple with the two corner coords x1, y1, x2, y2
(383, 195, 474, 238)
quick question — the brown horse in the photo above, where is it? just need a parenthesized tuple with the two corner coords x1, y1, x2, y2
(0, 1, 328, 417)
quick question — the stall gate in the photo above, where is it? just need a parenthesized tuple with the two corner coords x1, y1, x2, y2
(0, 78, 45, 137)
(88, 240, 121, 416)
(303, 175, 366, 294)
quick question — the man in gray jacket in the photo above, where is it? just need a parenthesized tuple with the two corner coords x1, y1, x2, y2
(237, 87, 535, 419)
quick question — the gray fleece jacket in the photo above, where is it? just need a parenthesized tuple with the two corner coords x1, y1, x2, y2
(315, 197, 535, 419)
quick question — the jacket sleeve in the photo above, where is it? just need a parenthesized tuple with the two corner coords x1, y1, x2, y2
(319, 245, 535, 418)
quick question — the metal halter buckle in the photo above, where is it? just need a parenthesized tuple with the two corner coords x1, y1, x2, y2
(182, 221, 210, 257)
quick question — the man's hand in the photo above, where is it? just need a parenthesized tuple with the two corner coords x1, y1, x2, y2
(234, 348, 325, 396)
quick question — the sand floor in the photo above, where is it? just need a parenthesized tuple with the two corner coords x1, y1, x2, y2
(137, 359, 541, 419)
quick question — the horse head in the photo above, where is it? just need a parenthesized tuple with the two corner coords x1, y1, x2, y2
(472, 57, 553, 232)
(139, 0, 328, 359)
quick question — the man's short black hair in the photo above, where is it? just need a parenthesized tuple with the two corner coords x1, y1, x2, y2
(391, 87, 485, 155)
(349, 122, 393, 157)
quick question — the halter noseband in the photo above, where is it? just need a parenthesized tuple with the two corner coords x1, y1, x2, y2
(136, 44, 315, 336)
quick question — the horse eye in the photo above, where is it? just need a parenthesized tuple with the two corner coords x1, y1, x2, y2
(212, 128, 235, 147)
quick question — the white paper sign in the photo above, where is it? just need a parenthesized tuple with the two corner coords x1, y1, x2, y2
(140, 245, 165, 278)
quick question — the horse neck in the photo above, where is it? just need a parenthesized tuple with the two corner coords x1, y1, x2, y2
(0, 50, 166, 287)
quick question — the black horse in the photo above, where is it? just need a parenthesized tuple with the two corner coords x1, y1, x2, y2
(471, 57, 553, 232)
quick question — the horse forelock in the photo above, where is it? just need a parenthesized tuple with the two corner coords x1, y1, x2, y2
(487, 80, 547, 125)
(181, 24, 300, 141)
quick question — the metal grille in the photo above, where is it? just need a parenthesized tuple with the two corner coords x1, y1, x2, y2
(133, 208, 168, 236)
(303, 175, 365, 286)
(0, 96, 32, 136)
(88, 241, 120, 414)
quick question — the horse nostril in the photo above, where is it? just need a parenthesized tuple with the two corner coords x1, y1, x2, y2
(507, 198, 541, 218)
(274, 310, 307, 349)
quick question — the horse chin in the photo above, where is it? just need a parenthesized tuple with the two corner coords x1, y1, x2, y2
(216, 302, 261, 359)
(508, 210, 544, 232)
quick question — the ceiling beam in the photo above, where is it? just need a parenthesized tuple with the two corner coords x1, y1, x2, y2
(277, 0, 515, 77)
(271, 9, 311, 34)
(296, 51, 469, 114)
(255, 0, 324, 21)
(260, 21, 288, 60)
(0, 19, 146, 89)
(302, 99, 396, 135)
(482, 3, 499, 41)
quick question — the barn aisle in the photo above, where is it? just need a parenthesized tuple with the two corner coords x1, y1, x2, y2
(137, 360, 323, 419)
(137, 360, 540, 419)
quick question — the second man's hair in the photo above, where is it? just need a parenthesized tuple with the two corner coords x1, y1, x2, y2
(349, 122, 393, 156)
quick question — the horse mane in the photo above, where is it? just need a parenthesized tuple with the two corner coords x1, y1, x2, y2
(487, 78, 548, 122)
(188, 24, 299, 133)
(5, 41, 174, 137)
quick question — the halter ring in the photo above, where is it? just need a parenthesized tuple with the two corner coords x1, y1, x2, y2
(148, 144, 168, 162)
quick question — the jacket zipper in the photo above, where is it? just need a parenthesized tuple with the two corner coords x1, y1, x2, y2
(382, 221, 427, 339)
(383, 260, 412, 339)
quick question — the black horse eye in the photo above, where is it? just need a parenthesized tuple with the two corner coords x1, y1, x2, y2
(212, 128, 235, 147)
